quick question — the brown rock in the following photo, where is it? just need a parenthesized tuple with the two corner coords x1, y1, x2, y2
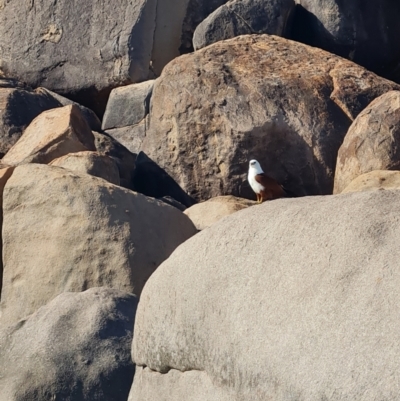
(184, 195, 255, 230)
(341, 170, 400, 194)
(0, 163, 197, 324)
(334, 91, 400, 194)
(50, 151, 120, 185)
(2, 105, 96, 166)
(142, 35, 399, 201)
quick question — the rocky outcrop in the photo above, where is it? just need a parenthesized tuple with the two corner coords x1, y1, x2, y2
(131, 189, 400, 400)
(105, 121, 147, 155)
(184, 195, 255, 230)
(0, 163, 197, 324)
(334, 91, 400, 194)
(0, 288, 137, 401)
(132, 152, 197, 208)
(50, 151, 120, 185)
(2, 105, 96, 166)
(0, 87, 61, 158)
(142, 34, 399, 201)
(291, 0, 400, 83)
(341, 170, 400, 194)
(193, 0, 295, 50)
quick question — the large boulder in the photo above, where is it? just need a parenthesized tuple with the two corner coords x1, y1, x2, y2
(0, 87, 61, 158)
(0, 163, 197, 324)
(341, 170, 400, 194)
(334, 91, 400, 194)
(0, 288, 137, 401)
(291, 0, 400, 83)
(105, 120, 147, 155)
(142, 34, 399, 201)
(49, 151, 120, 185)
(193, 0, 295, 50)
(131, 190, 400, 400)
(2, 105, 96, 166)
(184, 195, 255, 230)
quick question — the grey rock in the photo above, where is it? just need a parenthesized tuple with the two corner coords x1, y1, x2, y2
(0, 87, 61, 158)
(193, 0, 295, 50)
(0, 163, 197, 324)
(0, 287, 137, 401)
(131, 189, 400, 400)
(102, 80, 154, 130)
(291, 0, 400, 83)
(105, 119, 147, 155)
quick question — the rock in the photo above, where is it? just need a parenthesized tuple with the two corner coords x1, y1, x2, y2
(193, 0, 295, 50)
(0, 0, 158, 116)
(184, 195, 255, 230)
(37, 87, 102, 131)
(0, 287, 137, 401)
(159, 196, 187, 212)
(341, 170, 400, 194)
(132, 151, 197, 208)
(131, 190, 400, 400)
(102, 81, 154, 130)
(2, 105, 96, 166)
(334, 91, 400, 194)
(291, 0, 400, 83)
(142, 35, 400, 201)
(105, 119, 147, 155)
(0, 163, 197, 324)
(0, 167, 15, 298)
(0, 87, 61, 158)
(49, 151, 120, 185)
(93, 131, 137, 189)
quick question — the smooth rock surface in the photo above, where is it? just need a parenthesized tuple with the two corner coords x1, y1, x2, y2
(143, 34, 399, 201)
(0, 163, 197, 324)
(0, 87, 61, 158)
(106, 119, 147, 155)
(184, 195, 255, 230)
(2, 105, 96, 166)
(102, 80, 154, 130)
(342, 170, 400, 194)
(0, 287, 137, 401)
(291, 0, 400, 83)
(132, 190, 400, 400)
(50, 151, 120, 185)
(334, 91, 400, 194)
(193, 0, 295, 50)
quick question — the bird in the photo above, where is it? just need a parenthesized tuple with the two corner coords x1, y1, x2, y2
(247, 159, 294, 203)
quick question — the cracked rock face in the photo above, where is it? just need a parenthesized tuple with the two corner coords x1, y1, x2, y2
(130, 190, 400, 400)
(142, 35, 400, 201)
(334, 91, 400, 194)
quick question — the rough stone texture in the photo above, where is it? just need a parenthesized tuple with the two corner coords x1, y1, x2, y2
(102, 80, 154, 130)
(341, 170, 400, 194)
(334, 91, 400, 194)
(184, 195, 255, 230)
(132, 190, 400, 400)
(0, 163, 197, 324)
(143, 35, 400, 201)
(0, 0, 158, 116)
(49, 151, 120, 185)
(0, 287, 137, 401)
(193, 0, 295, 50)
(0, 167, 14, 299)
(106, 119, 147, 155)
(93, 131, 137, 189)
(38, 87, 102, 131)
(0, 87, 61, 158)
(2, 105, 96, 166)
(291, 0, 400, 83)
(132, 151, 197, 208)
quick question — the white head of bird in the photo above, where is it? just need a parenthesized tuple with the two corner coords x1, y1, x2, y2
(248, 159, 264, 177)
